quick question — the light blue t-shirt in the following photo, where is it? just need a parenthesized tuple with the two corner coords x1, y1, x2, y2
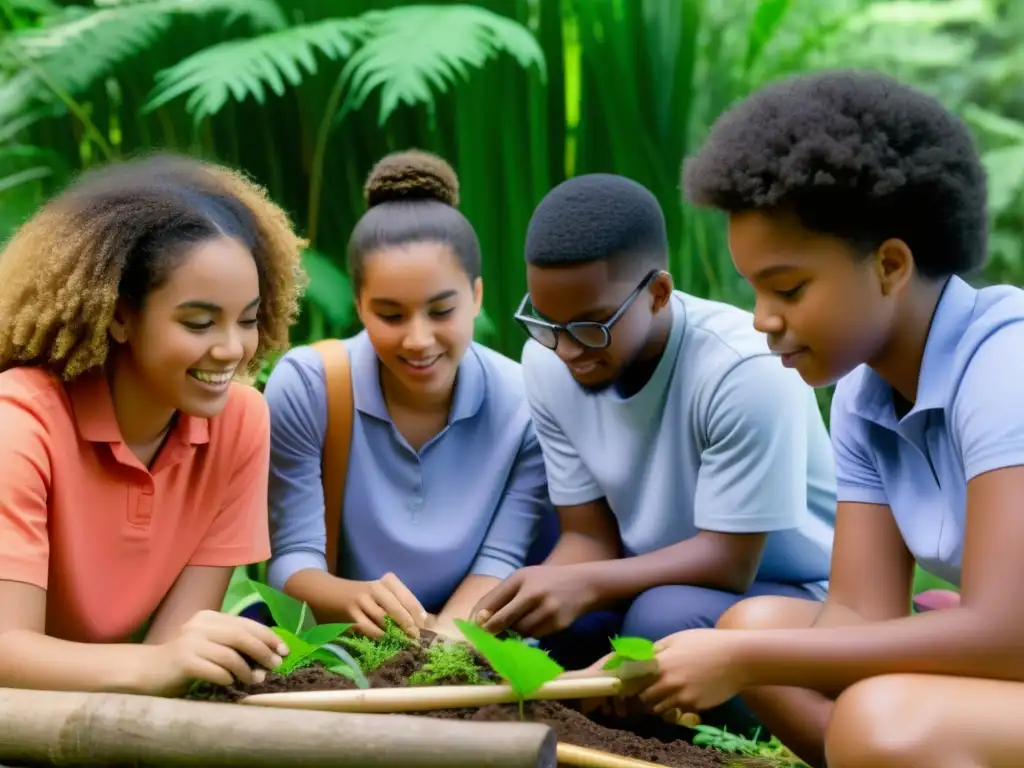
(831, 275, 1024, 588)
(523, 291, 836, 593)
(264, 331, 551, 613)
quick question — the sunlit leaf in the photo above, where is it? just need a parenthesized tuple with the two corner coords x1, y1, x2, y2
(339, 4, 546, 125)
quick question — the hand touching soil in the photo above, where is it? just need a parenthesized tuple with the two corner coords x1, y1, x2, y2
(134, 610, 289, 696)
(341, 572, 429, 640)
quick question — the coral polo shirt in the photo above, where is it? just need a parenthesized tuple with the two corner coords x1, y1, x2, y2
(0, 366, 271, 643)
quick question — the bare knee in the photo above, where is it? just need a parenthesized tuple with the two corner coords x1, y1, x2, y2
(826, 675, 943, 768)
(717, 596, 820, 631)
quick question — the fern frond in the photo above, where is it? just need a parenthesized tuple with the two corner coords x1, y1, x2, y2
(0, 0, 287, 126)
(144, 18, 370, 123)
(339, 4, 546, 125)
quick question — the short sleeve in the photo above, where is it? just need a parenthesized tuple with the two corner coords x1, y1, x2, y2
(188, 387, 271, 567)
(521, 342, 602, 507)
(693, 355, 814, 532)
(830, 379, 888, 505)
(0, 394, 52, 588)
(470, 422, 550, 579)
(262, 349, 332, 591)
(952, 320, 1024, 481)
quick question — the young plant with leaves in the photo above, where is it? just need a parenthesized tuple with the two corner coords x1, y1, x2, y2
(234, 580, 369, 687)
(453, 619, 563, 718)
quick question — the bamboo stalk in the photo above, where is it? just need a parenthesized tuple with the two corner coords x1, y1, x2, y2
(556, 743, 666, 768)
(0, 688, 556, 767)
(241, 676, 624, 713)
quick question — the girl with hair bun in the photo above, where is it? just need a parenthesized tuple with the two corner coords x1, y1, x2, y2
(265, 149, 550, 640)
(0, 153, 306, 695)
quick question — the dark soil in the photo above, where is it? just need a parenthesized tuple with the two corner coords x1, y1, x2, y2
(190, 631, 766, 768)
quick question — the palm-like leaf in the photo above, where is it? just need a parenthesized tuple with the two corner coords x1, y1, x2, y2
(0, 0, 287, 126)
(144, 18, 370, 124)
(340, 5, 546, 125)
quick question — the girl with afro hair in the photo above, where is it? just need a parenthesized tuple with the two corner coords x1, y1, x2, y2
(263, 149, 550, 642)
(0, 154, 306, 696)
(593, 69, 1024, 768)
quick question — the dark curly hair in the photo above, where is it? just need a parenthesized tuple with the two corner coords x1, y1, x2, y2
(524, 173, 669, 270)
(347, 149, 480, 292)
(682, 69, 988, 279)
(0, 153, 307, 380)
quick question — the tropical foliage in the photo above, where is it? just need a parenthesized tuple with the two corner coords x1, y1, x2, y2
(3, 0, 1024, 418)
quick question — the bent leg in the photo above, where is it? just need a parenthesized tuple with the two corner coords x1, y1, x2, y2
(716, 596, 832, 767)
(622, 581, 820, 639)
(827, 674, 1024, 768)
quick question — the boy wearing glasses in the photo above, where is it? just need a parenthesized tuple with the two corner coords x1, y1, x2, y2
(472, 173, 837, 673)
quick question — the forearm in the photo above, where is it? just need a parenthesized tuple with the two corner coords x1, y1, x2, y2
(438, 575, 500, 622)
(0, 629, 151, 693)
(588, 535, 755, 602)
(283, 568, 361, 623)
(736, 606, 1024, 691)
(544, 530, 619, 566)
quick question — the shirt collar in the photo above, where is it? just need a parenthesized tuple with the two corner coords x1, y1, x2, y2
(851, 275, 978, 428)
(349, 330, 485, 425)
(68, 367, 210, 446)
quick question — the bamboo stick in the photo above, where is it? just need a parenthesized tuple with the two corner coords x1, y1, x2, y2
(242, 676, 623, 712)
(556, 743, 667, 768)
(0, 688, 557, 768)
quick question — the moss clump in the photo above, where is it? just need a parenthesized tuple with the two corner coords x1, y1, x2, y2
(337, 617, 412, 672)
(409, 641, 489, 686)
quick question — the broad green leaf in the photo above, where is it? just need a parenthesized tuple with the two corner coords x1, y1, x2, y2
(604, 635, 656, 669)
(271, 627, 318, 675)
(454, 620, 563, 698)
(248, 579, 314, 634)
(610, 636, 655, 661)
(299, 622, 354, 647)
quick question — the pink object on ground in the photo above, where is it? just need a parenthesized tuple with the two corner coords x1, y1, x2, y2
(913, 589, 961, 613)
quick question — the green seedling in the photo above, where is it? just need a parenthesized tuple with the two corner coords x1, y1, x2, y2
(245, 580, 368, 687)
(692, 725, 808, 766)
(409, 641, 488, 686)
(602, 635, 656, 670)
(337, 616, 413, 672)
(454, 619, 563, 718)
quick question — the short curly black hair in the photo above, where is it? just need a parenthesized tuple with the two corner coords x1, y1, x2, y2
(525, 173, 669, 270)
(682, 69, 988, 279)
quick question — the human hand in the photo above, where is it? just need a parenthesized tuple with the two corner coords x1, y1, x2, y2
(339, 572, 428, 640)
(471, 565, 600, 637)
(636, 628, 748, 714)
(135, 609, 290, 697)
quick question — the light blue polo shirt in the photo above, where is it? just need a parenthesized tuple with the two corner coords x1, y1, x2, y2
(522, 291, 836, 593)
(830, 275, 1024, 588)
(264, 331, 550, 613)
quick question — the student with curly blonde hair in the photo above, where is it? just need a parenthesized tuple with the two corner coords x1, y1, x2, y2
(0, 154, 306, 696)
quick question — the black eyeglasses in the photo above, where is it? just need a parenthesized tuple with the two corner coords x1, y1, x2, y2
(514, 269, 662, 351)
